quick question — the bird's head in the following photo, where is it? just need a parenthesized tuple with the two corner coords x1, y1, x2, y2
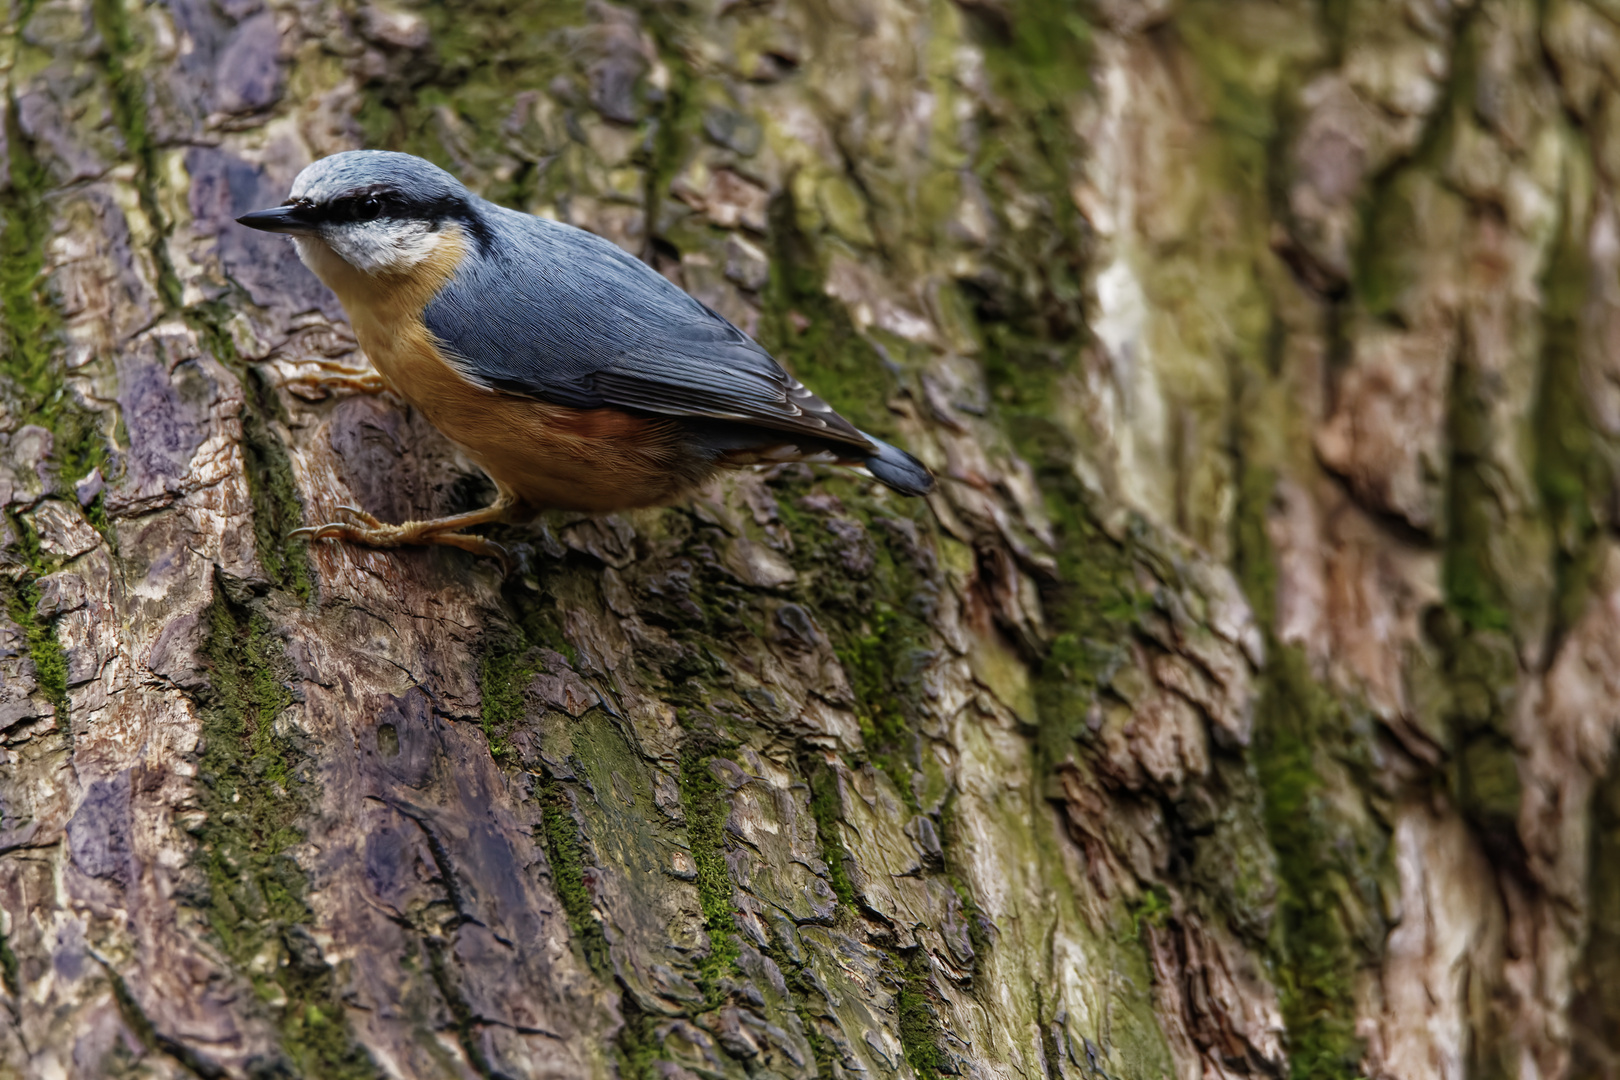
(237, 151, 486, 279)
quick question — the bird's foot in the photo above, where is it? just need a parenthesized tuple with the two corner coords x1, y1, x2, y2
(292, 505, 511, 573)
(279, 360, 388, 400)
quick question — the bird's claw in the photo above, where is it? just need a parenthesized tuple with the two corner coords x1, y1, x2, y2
(289, 517, 512, 574)
(432, 533, 514, 576)
(335, 504, 384, 528)
(289, 505, 385, 541)
(289, 521, 383, 544)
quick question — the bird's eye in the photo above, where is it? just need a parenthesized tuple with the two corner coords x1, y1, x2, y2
(355, 195, 383, 221)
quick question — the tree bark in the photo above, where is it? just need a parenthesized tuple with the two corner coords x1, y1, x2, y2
(1, 0, 1616, 1077)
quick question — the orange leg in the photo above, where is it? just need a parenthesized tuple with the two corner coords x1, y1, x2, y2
(292, 492, 518, 571)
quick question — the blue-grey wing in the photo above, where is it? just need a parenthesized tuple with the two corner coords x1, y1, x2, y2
(423, 208, 872, 451)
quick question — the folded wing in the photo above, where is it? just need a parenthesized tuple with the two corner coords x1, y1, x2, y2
(423, 207, 874, 453)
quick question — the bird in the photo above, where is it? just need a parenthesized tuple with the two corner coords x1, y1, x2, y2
(236, 150, 933, 567)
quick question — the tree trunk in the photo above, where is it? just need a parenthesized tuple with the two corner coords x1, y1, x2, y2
(1, 0, 1616, 1076)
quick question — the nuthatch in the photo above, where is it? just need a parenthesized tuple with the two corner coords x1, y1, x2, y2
(238, 151, 933, 565)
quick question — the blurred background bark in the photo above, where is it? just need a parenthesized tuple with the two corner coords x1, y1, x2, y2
(1, 0, 1618, 1076)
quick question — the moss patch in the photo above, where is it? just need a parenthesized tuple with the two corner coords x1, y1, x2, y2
(193, 578, 380, 1078)
(1233, 321, 1386, 1080)
(768, 471, 940, 802)
(477, 633, 534, 762)
(678, 741, 741, 1000)
(758, 191, 903, 437)
(1571, 754, 1620, 1075)
(895, 953, 946, 1080)
(1, 100, 66, 410)
(0, 901, 19, 998)
(1434, 305, 1532, 850)
(1252, 646, 1376, 1080)
(1532, 141, 1606, 650)
(2, 517, 70, 728)
(91, 0, 181, 308)
(804, 755, 856, 909)
(0, 87, 109, 497)
(537, 778, 612, 978)
(964, 0, 1092, 249)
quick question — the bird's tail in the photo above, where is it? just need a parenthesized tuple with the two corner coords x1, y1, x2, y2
(858, 431, 934, 496)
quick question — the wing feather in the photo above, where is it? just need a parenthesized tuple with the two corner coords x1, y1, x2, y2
(424, 205, 872, 452)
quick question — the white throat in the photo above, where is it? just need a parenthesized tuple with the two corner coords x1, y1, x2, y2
(297, 219, 443, 277)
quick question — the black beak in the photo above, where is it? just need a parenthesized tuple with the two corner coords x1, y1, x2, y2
(236, 205, 314, 234)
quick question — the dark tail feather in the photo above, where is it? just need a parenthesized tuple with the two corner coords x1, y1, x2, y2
(859, 431, 934, 496)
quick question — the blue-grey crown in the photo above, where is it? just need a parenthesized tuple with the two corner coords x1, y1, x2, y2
(290, 150, 466, 205)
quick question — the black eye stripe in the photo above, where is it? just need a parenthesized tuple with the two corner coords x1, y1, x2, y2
(293, 189, 468, 226)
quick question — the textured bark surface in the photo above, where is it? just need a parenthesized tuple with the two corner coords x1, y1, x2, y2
(2, 0, 1619, 1077)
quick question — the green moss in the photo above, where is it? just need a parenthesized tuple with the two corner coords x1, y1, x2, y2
(678, 742, 740, 999)
(1, 91, 110, 497)
(1456, 733, 1519, 822)
(1233, 391, 1383, 1079)
(84, 493, 114, 553)
(1036, 493, 1149, 756)
(0, 108, 88, 730)
(1, 102, 62, 407)
(89, 0, 309, 599)
(477, 634, 535, 761)
(944, 68, 1147, 757)
(194, 580, 380, 1079)
(835, 600, 933, 803)
(1175, 1, 1309, 174)
(51, 406, 111, 497)
(0, 921, 16, 998)
(982, 334, 1147, 764)
(758, 193, 901, 437)
(1356, 174, 1470, 325)
(1443, 363, 1513, 634)
(1436, 351, 1525, 839)
(90, 0, 152, 161)
(1233, 458, 1280, 619)
(538, 779, 612, 978)
(936, 792, 992, 980)
(804, 756, 856, 908)
(613, 1000, 660, 1080)
(895, 954, 946, 1080)
(954, 0, 1093, 353)
(3, 514, 71, 735)
(1352, 11, 1475, 324)
(753, 901, 841, 1074)
(487, 608, 665, 1080)
(635, 9, 700, 252)
(240, 387, 312, 599)
(91, 0, 181, 309)
(477, 575, 582, 759)
(766, 473, 939, 800)
(965, 0, 1091, 206)
(1121, 885, 1171, 945)
(1571, 756, 1620, 1074)
(1533, 142, 1606, 649)
(1253, 646, 1373, 1080)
